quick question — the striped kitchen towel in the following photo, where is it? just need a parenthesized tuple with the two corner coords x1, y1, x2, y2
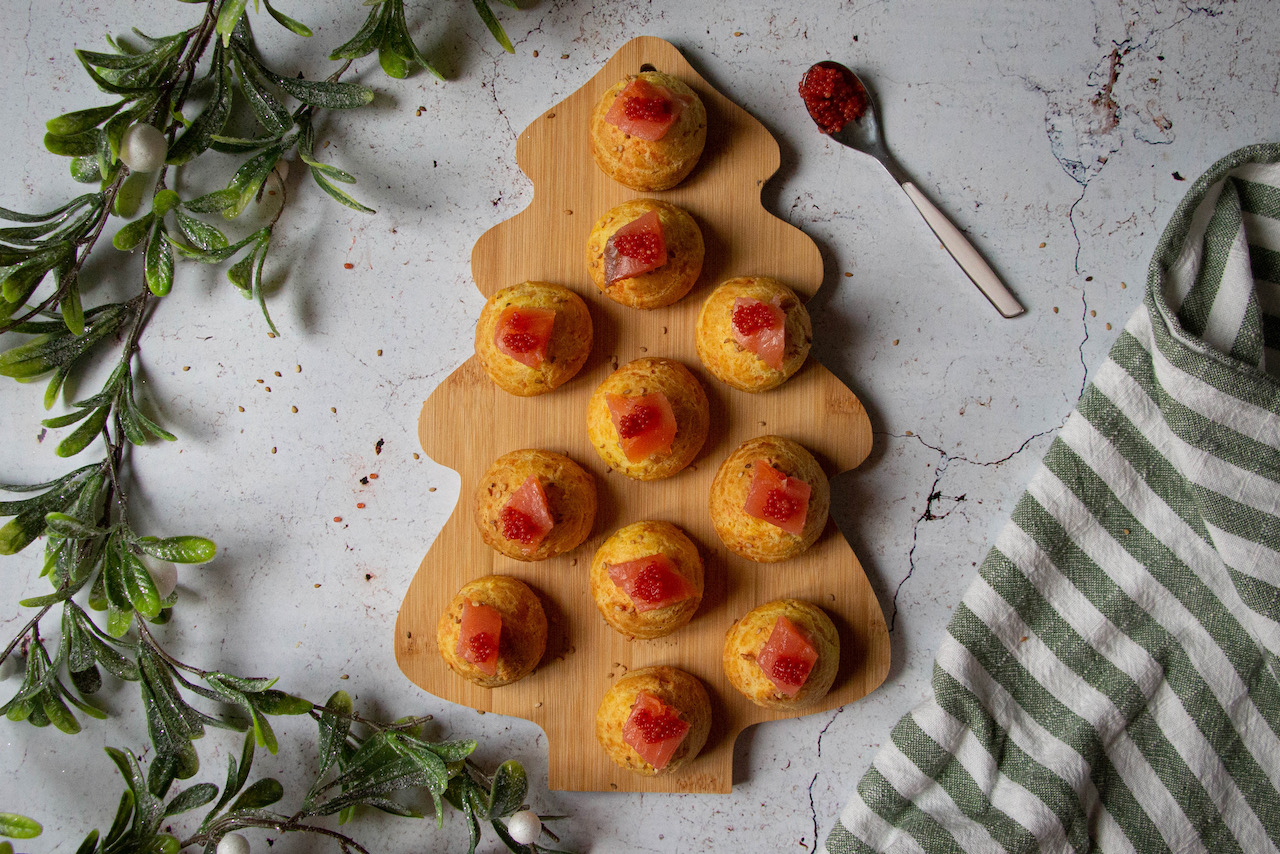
(826, 144, 1280, 853)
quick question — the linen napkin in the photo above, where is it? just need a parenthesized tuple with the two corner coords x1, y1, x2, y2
(826, 144, 1280, 853)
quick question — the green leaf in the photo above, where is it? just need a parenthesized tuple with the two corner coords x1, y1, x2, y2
(173, 212, 227, 252)
(47, 101, 127, 137)
(181, 189, 238, 215)
(232, 55, 293, 136)
(487, 760, 526, 818)
(41, 407, 95, 429)
(263, 0, 313, 36)
(252, 689, 312, 716)
(317, 690, 353, 777)
(230, 778, 283, 811)
(137, 535, 216, 564)
(73, 829, 99, 854)
(55, 405, 110, 458)
(379, 43, 410, 79)
(144, 224, 174, 296)
(216, 0, 251, 46)
(152, 189, 182, 218)
(0, 813, 41, 840)
(166, 61, 231, 165)
(226, 144, 284, 218)
(271, 73, 375, 110)
(162, 783, 217, 817)
(61, 279, 85, 336)
(471, 0, 514, 53)
(250, 705, 278, 754)
(0, 302, 128, 380)
(40, 688, 81, 734)
(122, 549, 162, 619)
(297, 153, 354, 183)
(43, 512, 105, 539)
(44, 128, 100, 157)
(427, 738, 477, 763)
(329, 3, 384, 59)
(112, 213, 154, 251)
(103, 787, 134, 846)
(106, 605, 133, 638)
(310, 167, 374, 214)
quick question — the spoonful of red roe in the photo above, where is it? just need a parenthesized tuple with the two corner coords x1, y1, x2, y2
(798, 61, 868, 134)
(798, 61, 1026, 319)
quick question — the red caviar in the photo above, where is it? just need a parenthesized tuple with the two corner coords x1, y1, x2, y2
(799, 63, 868, 134)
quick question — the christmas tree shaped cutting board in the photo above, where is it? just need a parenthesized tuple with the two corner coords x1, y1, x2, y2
(395, 36, 889, 793)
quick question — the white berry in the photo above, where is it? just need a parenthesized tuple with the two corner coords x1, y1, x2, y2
(119, 123, 168, 172)
(215, 833, 250, 854)
(506, 810, 541, 845)
(141, 554, 178, 600)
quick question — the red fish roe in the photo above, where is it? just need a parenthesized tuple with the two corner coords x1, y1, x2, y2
(611, 232, 664, 265)
(799, 63, 868, 134)
(624, 96, 673, 124)
(732, 300, 779, 337)
(617, 404, 659, 439)
(629, 707, 686, 742)
(500, 506, 540, 543)
(467, 632, 498, 663)
(632, 561, 679, 603)
(770, 655, 812, 686)
(763, 489, 800, 524)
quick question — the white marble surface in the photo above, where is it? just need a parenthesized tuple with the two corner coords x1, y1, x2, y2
(1, 1, 1277, 851)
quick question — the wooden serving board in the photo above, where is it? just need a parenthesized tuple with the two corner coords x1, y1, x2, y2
(395, 36, 890, 793)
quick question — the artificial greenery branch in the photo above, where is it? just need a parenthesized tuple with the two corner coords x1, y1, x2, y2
(0, 1, 562, 852)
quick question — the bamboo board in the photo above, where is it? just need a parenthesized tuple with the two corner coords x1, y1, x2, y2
(395, 36, 890, 793)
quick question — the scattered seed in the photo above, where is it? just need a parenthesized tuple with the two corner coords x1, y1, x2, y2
(344, 262, 354, 269)
(1053, 307, 1060, 313)
(314, 583, 321, 588)
(265, 387, 271, 392)
(734, 31, 743, 36)
(1085, 275, 1093, 281)
(267, 332, 276, 338)
(291, 406, 298, 413)
(560, 53, 569, 59)
(334, 516, 342, 522)
(340, 674, 349, 680)
(428, 486, 437, 492)
(535, 701, 542, 708)
(532, 50, 539, 57)
(274, 370, 282, 377)
(1121, 282, 1127, 289)
(413, 453, 420, 460)
(370, 473, 379, 479)
(905, 430, 914, 436)
(1090, 310, 1097, 317)
(271, 447, 277, 454)
(257, 378, 264, 384)
(295, 365, 302, 373)
(1106, 322, 1113, 330)
(182, 366, 190, 372)
(330, 407, 337, 413)
(237, 406, 244, 412)
(844, 271, 853, 277)
(376, 349, 383, 356)
(1039, 242, 1047, 248)
(893, 339, 900, 346)
(1123, 528, 1131, 535)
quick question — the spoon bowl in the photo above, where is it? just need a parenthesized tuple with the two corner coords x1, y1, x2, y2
(800, 61, 1025, 318)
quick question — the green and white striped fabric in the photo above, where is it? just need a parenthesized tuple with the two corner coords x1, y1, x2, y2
(826, 144, 1280, 854)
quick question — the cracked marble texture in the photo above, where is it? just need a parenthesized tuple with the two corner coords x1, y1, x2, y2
(1, 0, 1277, 851)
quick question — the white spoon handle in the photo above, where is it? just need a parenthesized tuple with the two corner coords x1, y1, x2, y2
(901, 181, 1025, 318)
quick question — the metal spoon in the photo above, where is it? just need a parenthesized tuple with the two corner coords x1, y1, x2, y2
(801, 61, 1025, 318)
